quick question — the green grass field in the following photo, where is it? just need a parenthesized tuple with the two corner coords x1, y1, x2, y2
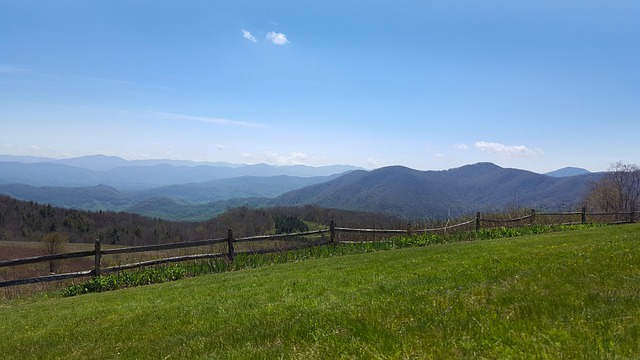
(1, 224, 639, 359)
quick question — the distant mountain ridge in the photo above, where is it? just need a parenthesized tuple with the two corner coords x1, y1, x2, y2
(0, 155, 361, 190)
(0, 155, 603, 221)
(270, 163, 603, 220)
(544, 167, 591, 177)
(0, 175, 337, 221)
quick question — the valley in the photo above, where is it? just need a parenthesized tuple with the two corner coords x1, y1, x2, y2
(0, 155, 601, 222)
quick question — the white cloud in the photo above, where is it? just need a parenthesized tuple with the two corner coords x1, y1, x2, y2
(241, 29, 257, 42)
(266, 31, 290, 45)
(367, 158, 381, 168)
(217, 144, 226, 151)
(475, 141, 543, 157)
(241, 151, 309, 166)
(151, 112, 268, 128)
(264, 151, 307, 165)
(454, 143, 469, 150)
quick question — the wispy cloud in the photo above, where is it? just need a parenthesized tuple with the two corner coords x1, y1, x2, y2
(454, 143, 469, 150)
(0, 65, 27, 74)
(151, 112, 268, 128)
(266, 31, 290, 45)
(241, 29, 257, 42)
(475, 141, 543, 157)
(80, 76, 132, 85)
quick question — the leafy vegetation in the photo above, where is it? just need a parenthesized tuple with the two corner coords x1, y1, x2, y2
(59, 223, 603, 297)
(61, 265, 187, 297)
(1, 224, 638, 358)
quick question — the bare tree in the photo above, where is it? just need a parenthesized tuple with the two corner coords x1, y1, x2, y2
(584, 162, 640, 215)
(42, 232, 69, 273)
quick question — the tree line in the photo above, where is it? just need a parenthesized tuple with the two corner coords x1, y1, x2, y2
(0, 196, 403, 247)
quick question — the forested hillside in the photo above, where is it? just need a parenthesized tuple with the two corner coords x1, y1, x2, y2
(0, 196, 403, 246)
(0, 175, 341, 221)
(0, 159, 607, 223)
(271, 163, 603, 219)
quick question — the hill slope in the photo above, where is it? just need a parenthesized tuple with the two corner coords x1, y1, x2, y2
(272, 163, 603, 219)
(0, 175, 338, 220)
(1, 225, 638, 358)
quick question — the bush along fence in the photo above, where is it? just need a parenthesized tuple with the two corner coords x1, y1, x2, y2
(0, 208, 636, 288)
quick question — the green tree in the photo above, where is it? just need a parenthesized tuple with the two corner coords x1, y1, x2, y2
(274, 215, 309, 234)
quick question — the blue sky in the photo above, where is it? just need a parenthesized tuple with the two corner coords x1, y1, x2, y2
(1, 1, 638, 173)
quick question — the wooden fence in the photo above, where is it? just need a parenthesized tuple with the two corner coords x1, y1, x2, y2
(1, 208, 636, 288)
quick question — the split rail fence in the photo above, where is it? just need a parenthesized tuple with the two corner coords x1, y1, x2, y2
(0, 208, 636, 288)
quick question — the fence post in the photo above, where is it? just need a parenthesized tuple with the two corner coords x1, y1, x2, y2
(407, 222, 413, 236)
(94, 239, 102, 277)
(475, 212, 481, 231)
(330, 219, 336, 244)
(581, 207, 587, 224)
(631, 206, 636, 223)
(226, 228, 235, 262)
(530, 209, 536, 225)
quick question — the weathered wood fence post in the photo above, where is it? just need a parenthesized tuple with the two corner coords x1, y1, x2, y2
(226, 228, 235, 262)
(581, 207, 587, 224)
(530, 209, 536, 225)
(475, 212, 481, 231)
(94, 239, 102, 277)
(330, 219, 336, 244)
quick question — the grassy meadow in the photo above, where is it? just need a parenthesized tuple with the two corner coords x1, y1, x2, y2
(1, 224, 639, 358)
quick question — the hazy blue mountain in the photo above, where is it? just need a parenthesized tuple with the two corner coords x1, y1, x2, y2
(0, 162, 110, 187)
(271, 163, 604, 220)
(134, 175, 341, 203)
(52, 154, 133, 171)
(125, 197, 270, 222)
(0, 174, 339, 220)
(52, 154, 243, 171)
(0, 183, 135, 211)
(544, 167, 591, 177)
(0, 155, 57, 163)
(0, 155, 605, 221)
(0, 155, 362, 190)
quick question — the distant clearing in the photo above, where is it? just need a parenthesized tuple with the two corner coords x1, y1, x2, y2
(1, 225, 639, 358)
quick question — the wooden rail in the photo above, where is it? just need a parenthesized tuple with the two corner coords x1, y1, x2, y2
(1, 209, 636, 288)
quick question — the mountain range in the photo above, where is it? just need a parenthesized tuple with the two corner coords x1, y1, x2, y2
(0, 155, 601, 221)
(0, 155, 360, 190)
(271, 163, 601, 219)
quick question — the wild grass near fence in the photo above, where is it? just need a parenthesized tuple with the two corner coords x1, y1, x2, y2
(60, 223, 604, 296)
(1, 224, 638, 359)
